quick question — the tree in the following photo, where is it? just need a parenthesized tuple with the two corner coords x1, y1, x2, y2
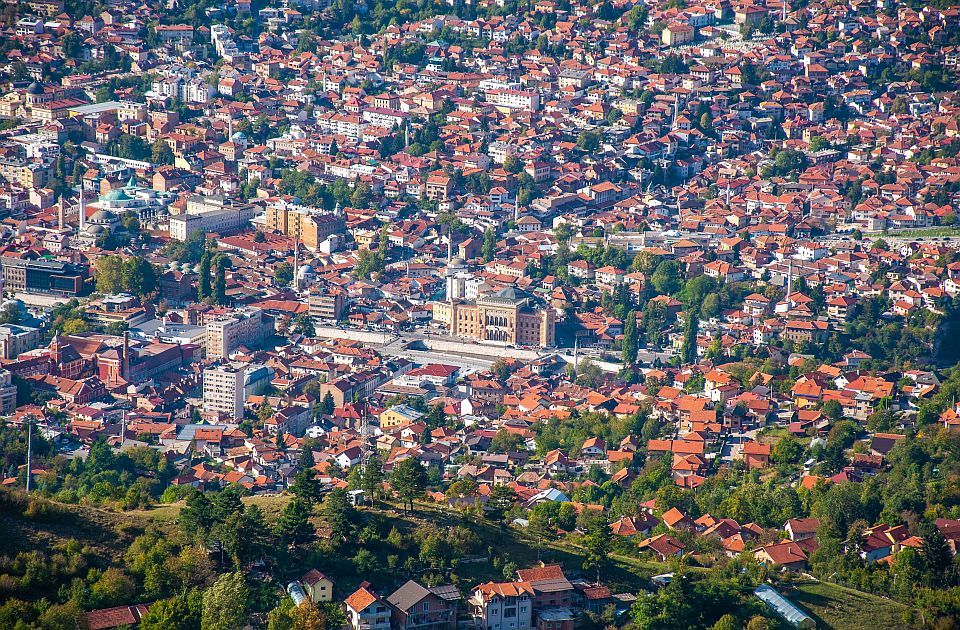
(622, 310, 639, 365)
(391, 457, 427, 513)
(141, 592, 202, 630)
(292, 601, 328, 630)
(290, 469, 324, 505)
(487, 485, 517, 528)
(361, 452, 384, 501)
(651, 260, 681, 295)
(922, 530, 954, 588)
(321, 488, 357, 541)
(503, 155, 523, 174)
(151, 139, 175, 165)
(772, 436, 803, 465)
(822, 399, 843, 420)
(293, 313, 316, 337)
(275, 262, 294, 286)
(680, 309, 698, 364)
(201, 572, 248, 630)
(198, 250, 212, 300)
(489, 429, 524, 453)
(576, 130, 601, 151)
(121, 257, 158, 297)
(581, 511, 611, 582)
(320, 392, 335, 415)
(212, 256, 227, 304)
(482, 226, 497, 262)
(274, 497, 315, 546)
(95, 256, 124, 294)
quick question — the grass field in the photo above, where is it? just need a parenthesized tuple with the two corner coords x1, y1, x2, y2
(783, 580, 913, 629)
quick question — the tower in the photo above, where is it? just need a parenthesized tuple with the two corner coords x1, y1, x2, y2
(78, 187, 85, 231)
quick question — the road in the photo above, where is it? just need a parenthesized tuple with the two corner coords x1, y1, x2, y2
(311, 324, 675, 373)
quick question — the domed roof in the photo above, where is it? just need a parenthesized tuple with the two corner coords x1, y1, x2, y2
(85, 224, 105, 234)
(298, 264, 315, 274)
(89, 209, 115, 223)
(103, 188, 131, 202)
(449, 256, 466, 267)
(26, 81, 43, 95)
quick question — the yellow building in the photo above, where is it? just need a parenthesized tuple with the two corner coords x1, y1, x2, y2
(264, 204, 345, 250)
(379, 404, 424, 430)
(433, 287, 555, 348)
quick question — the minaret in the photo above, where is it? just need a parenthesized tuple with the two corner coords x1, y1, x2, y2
(786, 258, 794, 308)
(673, 93, 680, 126)
(293, 235, 300, 288)
(725, 181, 731, 205)
(447, 231, 453, 263)
(57, 201, 64, 230)
(78, 187, 85, 231)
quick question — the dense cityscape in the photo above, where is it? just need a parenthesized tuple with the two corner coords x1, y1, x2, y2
(1, 0, 960, 627)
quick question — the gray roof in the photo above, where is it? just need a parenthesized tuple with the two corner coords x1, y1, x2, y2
(387, 580, 431, 612)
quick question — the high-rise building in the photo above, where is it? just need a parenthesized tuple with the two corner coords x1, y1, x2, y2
(204, 307, 264, 359)
(203, 362, 274, 419)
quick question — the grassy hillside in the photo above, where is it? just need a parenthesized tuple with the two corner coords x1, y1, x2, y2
(785, 580, 913, 630)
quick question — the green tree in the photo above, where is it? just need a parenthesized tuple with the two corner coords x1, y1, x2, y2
(151, 139, 175, 165)
(651, 260, 681, 295)
(581, 511, 611, 582)
(198, 250, 212, 300)
(391, 457, 427, 513)
(212, 256, 227, 304)
(322, 488, 357, 541)
(140, 592, 202, 630)
(361, 452, 384, 501)
(95, 256, 124, 294)
(482, 226, 497, 262)
(622, 310, 639, 365)
(274, 497, 315, 546)
(201, 572, 248, 630)
(275, 262, 294, 286)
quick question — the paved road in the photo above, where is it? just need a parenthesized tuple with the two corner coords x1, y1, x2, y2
(312, 324, 675, 373)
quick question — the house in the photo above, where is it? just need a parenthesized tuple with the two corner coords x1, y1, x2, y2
(638, 534, 685, 562)
(784, 518, 820, 541)
(302, 569, 334, 603)
(610, 513, 657, 538)
(345, 583, 393, 630)
(470, 581, 535, 630)
(754, 542, 809, 571)
(515, 565, 575, 610)
(662, 506, 695, 530)
(741, 441, 771, 470)
(387, 580, 459, 630)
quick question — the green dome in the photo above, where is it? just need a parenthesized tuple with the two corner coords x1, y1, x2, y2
(103, 188, 131, 202)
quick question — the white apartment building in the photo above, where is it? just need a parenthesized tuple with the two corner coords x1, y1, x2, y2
(486, 89, 540, 111)
(205, 307, 264, 359)
(169, 195, 259, 241)
(203, 362, 274, 419)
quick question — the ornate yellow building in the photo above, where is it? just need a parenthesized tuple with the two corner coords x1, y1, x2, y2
(433, 287, 555, 348)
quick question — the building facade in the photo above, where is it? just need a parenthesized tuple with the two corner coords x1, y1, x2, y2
(433, 288, 555, 347)
(204, 307, 264, 359)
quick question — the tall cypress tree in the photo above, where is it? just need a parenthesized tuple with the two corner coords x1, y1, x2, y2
(198, 250, 211, 300)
